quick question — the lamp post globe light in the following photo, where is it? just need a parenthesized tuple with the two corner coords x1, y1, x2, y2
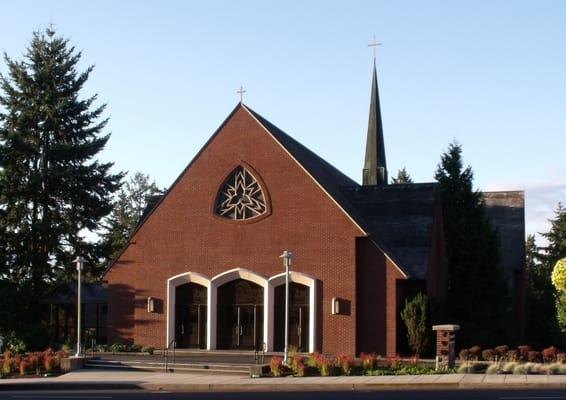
(279, 250, 293, 365)
(74, 256, 85, 357)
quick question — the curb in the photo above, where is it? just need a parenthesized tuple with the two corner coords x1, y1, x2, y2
(3, 381, 566, 392)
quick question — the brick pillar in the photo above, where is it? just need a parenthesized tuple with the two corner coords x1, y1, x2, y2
(432, 324, 460, 369)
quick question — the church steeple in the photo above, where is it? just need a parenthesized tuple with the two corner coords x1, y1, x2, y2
(362, 58, 387, 185)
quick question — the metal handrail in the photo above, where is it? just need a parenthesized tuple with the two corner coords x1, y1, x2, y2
(164, 339, 176, 372)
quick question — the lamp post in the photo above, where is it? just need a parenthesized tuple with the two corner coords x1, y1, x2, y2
(74, 256, 85, 357)
(279, 250, 293, 365)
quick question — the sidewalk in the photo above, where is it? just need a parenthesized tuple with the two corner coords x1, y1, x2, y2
(2, 370, 566, 392)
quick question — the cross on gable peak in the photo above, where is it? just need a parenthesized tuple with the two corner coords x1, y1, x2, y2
(237, 85, 246, 103)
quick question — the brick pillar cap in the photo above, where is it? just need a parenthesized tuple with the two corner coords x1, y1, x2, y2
(432, 324, 460, 331)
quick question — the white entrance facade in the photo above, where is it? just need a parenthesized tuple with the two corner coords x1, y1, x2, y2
(166, 268, 318, 352)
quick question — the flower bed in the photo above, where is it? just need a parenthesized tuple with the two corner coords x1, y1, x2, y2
(1, 348, 68, 379)
(268, 353, 455, 377)
(457, 344, 566, 375)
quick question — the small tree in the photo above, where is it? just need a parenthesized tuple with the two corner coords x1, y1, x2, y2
(392, 167, 413, 184)
(400, 292, 430, 355)
(101, 172, 163, 263)
(552, 258, 566, 332)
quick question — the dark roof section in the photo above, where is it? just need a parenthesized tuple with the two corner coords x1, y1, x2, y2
(483, 191, 525, 273)
(243, 107, 367, 227)
(341, 183, 439, 279)
(244, 105, 414, 277)
(363, 60, 387, 185)
(40, 282, 107, 305)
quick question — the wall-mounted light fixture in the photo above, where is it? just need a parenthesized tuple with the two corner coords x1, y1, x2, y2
(331, 297, 340, 315)
(147, 297, 155, 313)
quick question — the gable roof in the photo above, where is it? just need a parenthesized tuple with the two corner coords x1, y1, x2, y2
(104, 103, 435, 279)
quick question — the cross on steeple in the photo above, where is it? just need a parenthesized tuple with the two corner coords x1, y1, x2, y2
(237, 85, 246, 103)
(363, 37, 387, 186)
(368, 36, 382, 59)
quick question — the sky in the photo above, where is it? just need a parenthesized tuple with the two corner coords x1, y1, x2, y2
(1, 0, 565, 242)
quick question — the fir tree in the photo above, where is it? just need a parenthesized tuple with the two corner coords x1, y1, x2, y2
(541, 203, 566, 263)
(0, 28, 123, 339)
(525, 234, 560, 346)
(542, 204, 566, 342)
(434, 141, 508, 346)
(101, 172, 163, 262)
(392, 167, 413, 184)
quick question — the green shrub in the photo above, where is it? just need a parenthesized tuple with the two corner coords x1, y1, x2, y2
(486, 362, 500, 374)
(458, 362, 487, 374)
(502, 362, 517, 373)
(141, 346, 154, 355)
(128, 344, 142, 353)
(110, 343, 127, 353)
(513, 363, 527, 374)
(400, 293, 430, 355)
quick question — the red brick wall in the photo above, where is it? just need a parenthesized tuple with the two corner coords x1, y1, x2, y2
(355, 238, 386, 355)
(355, 237, 407, 356)
(105, 106, 364, 355)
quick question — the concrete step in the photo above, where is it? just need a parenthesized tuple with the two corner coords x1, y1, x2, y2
(84, 358, 250, 375)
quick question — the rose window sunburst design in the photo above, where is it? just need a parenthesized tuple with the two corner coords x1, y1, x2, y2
(215, 166, 267, 220)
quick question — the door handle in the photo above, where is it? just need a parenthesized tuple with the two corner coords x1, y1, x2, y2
(240, 325, 243, 335)
(181, 324, 184, 335)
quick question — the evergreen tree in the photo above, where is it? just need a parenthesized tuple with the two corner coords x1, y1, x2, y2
(101, 172, 163, 262)
(541, 203, 566, 263)
(542, 204, 566, 342)
(0, 28, 123, 341)
(525, 234, 560, 346)
(434, 141, 508, 346)
(392, 167, 413, 184)
(400, 292, 430, 355)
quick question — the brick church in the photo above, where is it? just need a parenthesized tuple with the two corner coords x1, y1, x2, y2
(103, 61, 525, 356)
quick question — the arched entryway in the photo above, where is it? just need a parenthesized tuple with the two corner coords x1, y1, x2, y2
(217, 279, 264, 350)
(175, 283, 207, 348)
(273, 282, 310, 352)
(166, 272, 211, 349)
(268, 271, 317, 353)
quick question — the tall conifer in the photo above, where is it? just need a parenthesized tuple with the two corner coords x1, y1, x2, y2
(0, 28, 123, 319)
(434, 142, 508, 346)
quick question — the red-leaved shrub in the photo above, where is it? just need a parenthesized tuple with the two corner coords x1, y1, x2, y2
(542, 346, 559, 362)
(527, 351, 542, 363)
(469, 346, 482, 360)
(517, 345, 531, 361)
(19, 359, 30, 376)
(360, 352, 377, 371)
(495, 345, 509, 358)
(336, 354, 354, 376)
(482, 349, 495, 361)
(459, 348, 470, 361)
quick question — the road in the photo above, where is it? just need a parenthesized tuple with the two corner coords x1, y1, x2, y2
(0, 390, 565, 400)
